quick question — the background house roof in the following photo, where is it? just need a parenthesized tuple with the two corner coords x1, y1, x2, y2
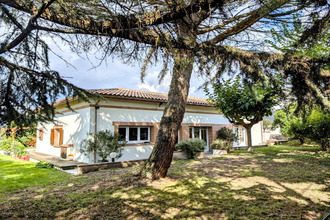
(88, 88, 209, 106)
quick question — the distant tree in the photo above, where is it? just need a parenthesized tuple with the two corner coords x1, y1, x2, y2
(287, 118, 309, 145)
(273, 106, 308, 144)
(274, 105, 330, 151)
(274, 107, 297, 141)
(208, 76, 280, 151)
(262, 119, 273, 132)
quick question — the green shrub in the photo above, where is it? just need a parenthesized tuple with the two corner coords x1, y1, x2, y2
(286, 139, 302, 146)
(11, 141, 27, 156)
(0, 139, 27, 155)
(35, 161, 54, 168)
(0, 139, 12, 152)
(303, 138, 317, 145)
(216, 127, 238, 143)
(80, 130, 126, 162)
(175, 139, 205, 159)
(211, 139, 233, 153)
(306, 108, 330, 151)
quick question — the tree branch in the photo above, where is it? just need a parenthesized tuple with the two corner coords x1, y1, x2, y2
(197, 11, 253, 35)
(0, 0, 56, 54)
(207, 0, 290, 45)
(0, 0, 218, 47)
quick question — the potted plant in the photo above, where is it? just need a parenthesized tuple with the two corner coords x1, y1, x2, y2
(80, 130, 126, 163)
(21, 151, 29, 161)
(211, 139, 232, 155)
(11, 140, 28, 160)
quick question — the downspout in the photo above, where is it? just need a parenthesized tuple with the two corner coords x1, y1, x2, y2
(94, 100, 100, 163)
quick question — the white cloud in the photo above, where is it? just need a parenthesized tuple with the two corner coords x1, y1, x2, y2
(138, 71, 171, 93)
(43, 39, 209, 98)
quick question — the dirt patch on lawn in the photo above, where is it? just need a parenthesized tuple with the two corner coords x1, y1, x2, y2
(1, 151, 329, 219)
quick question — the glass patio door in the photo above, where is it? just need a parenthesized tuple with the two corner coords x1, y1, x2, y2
(189, 127, 210, 152)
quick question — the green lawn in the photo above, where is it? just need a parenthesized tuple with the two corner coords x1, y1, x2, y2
(0, 146, 329, 219)
(0, 155, 70, 196)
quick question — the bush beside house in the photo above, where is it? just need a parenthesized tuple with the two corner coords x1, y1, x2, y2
(211, 127, 238, 154)
(80, 130, 126, 162)
(216, 127, 238, 143)
(211, 139, 232, 154)
(175, 139, 205, 159)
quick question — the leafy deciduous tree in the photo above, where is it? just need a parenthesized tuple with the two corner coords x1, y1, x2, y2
(208, 76, 280, 151)
(273, 106, 307, 144)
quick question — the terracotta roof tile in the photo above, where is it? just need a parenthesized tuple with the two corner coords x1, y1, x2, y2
(88, 88, 209, 106)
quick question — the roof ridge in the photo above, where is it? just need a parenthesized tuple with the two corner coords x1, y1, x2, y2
(117, 88, 168, 96)
(91, 88, 207, 101)
(56, 88, 210, 107)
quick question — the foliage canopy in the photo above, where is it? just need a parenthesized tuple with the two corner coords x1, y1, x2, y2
(274, 105, 330, 151)
(208, 76, 281, 147)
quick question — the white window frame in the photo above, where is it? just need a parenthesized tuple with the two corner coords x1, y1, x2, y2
(119, 126, 151, 144)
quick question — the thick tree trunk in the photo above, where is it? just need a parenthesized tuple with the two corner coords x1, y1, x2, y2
(140, 49, 194, 179)
(245, 125, 253, 152)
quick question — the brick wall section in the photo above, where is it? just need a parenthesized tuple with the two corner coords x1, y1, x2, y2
(150, 123, 160, 144)
(181, 124, 190, 140)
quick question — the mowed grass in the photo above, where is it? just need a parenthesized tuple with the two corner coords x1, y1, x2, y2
(0, 146, 329, 219)
(0, 155, 70, 196)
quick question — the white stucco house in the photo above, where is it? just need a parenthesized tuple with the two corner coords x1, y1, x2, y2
(36, 88, 264, 163)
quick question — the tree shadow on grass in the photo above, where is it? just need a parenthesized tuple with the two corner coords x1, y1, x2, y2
(0, 149, 329, 219)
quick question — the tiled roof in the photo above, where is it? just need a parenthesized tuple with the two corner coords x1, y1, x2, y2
(88, 88, 209, 106)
